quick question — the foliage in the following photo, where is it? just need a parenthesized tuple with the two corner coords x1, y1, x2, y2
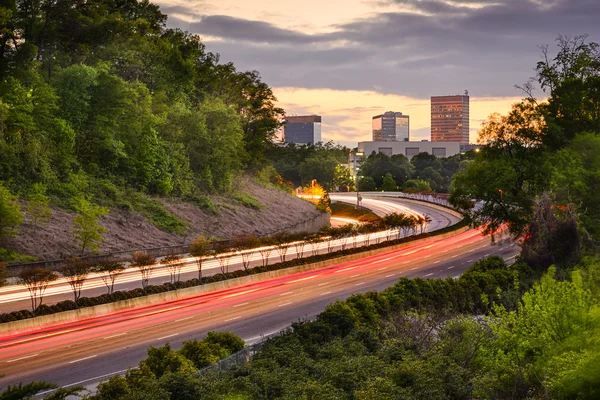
(232, 192, 263, 210)
(59, 258, 92, 304)
(189, 235, 211, 280)
(267, 142, 350, 188)
(93, 260, 125, 295)
(333, 164, 356, 192)
(17, 267, 58, 312)
(357, 176, 377, 191)
(71, 197, 108, 254)
(91, 332, 245, 399)
(0, 183, 23, 239)
(380, 172, 398, 191)
(131, 251, 156, 289)
(359, 152, 413, 188)
(24, 183, 52, 226)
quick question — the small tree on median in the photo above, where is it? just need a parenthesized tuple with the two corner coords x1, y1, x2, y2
(59, 258, 92, 305)
(234, 235, 260, 271)
(212, 242, 232, 274)
(190, 235, 211, 280)
(162, 254, 183, 284)
(18, 267, 58, 313)
(131, 251, 156, 289)
(94, 259, 125, 295)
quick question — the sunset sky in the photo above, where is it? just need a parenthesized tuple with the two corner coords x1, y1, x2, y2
(156, 0, 600, 146)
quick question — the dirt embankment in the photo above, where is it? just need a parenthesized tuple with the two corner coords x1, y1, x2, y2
(4, 180, 324, 261)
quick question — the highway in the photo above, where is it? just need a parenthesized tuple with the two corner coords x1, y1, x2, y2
(0, 196, 459, 313)
(0, 227, 518, 391)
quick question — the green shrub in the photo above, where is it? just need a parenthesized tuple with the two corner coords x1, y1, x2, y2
(232, 192, 264, 210)
(185, 194, 219, 215)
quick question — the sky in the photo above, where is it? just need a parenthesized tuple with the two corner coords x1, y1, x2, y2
(156, 0, 600, 146)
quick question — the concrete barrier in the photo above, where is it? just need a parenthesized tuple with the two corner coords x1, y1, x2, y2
(0, 225, 471, 334)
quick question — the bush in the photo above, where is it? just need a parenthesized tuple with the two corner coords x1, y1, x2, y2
(36, 304, 53, 315)
(0, 312, 16, 323)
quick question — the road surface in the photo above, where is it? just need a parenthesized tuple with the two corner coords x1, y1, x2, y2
(0, 227, 517, 391)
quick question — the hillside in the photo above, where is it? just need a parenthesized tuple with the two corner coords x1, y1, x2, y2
(4, 180, 324, 261)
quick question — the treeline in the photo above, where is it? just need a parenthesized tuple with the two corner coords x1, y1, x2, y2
(0, 0, 283, 218)
(81, 255, 600, 399)
(358, 150, 476, 193)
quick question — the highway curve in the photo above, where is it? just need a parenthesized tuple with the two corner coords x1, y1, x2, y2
(0, 227, 518, 391)
(0, 197, 459, 313)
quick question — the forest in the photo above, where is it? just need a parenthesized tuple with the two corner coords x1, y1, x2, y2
(0, 0, 289, 260)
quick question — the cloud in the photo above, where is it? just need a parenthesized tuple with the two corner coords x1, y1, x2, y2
(184, 15, 330, 44)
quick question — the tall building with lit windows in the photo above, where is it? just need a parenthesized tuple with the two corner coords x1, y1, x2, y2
(431, 93, 470, 144)
(372, 111, 410, 142)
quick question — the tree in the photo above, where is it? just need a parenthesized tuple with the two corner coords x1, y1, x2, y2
(71, 197, 109, 255)
(93, 260, 125, 295)
(189, 236, 211, 280)
(233, 234, 260, 271)
(59, 258, 92, 304)
(333, 164, 355, 192)
(131, 251, 156, 289)
(359, 152, 413, 188)
(18, 267, 58, 312)
(212, 242, 232, 275)
(380, 173, 397, 191)
(298, 155, 339, 191)
(25, 183, 52, 227)
(0, 183, 23, 239)
(358, 176, 377, 191)
(140, 343, 196, 379)
(521, 193, 581, 272)
(162, 254, 183, 284)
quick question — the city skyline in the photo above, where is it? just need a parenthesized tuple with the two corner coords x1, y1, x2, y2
(156, 0, 600, 146)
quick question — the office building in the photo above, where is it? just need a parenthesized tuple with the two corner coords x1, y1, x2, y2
(358, 141, 460, 160)
(372, 112, 410, 142)
(283, 115, 322, 145)
(431, 93, 469, 144)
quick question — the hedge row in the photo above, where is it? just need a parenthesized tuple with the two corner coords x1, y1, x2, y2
(0, 217, 470, 324)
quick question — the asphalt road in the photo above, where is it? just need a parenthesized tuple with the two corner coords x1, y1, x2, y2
(0, 228, 518, 391)
(0, 197, 459, 313)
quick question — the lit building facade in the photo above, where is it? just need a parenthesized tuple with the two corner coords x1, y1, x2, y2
(284, 115, 322, 145)
(431, 94, 469, 144)
(372, 112, 410, 142)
